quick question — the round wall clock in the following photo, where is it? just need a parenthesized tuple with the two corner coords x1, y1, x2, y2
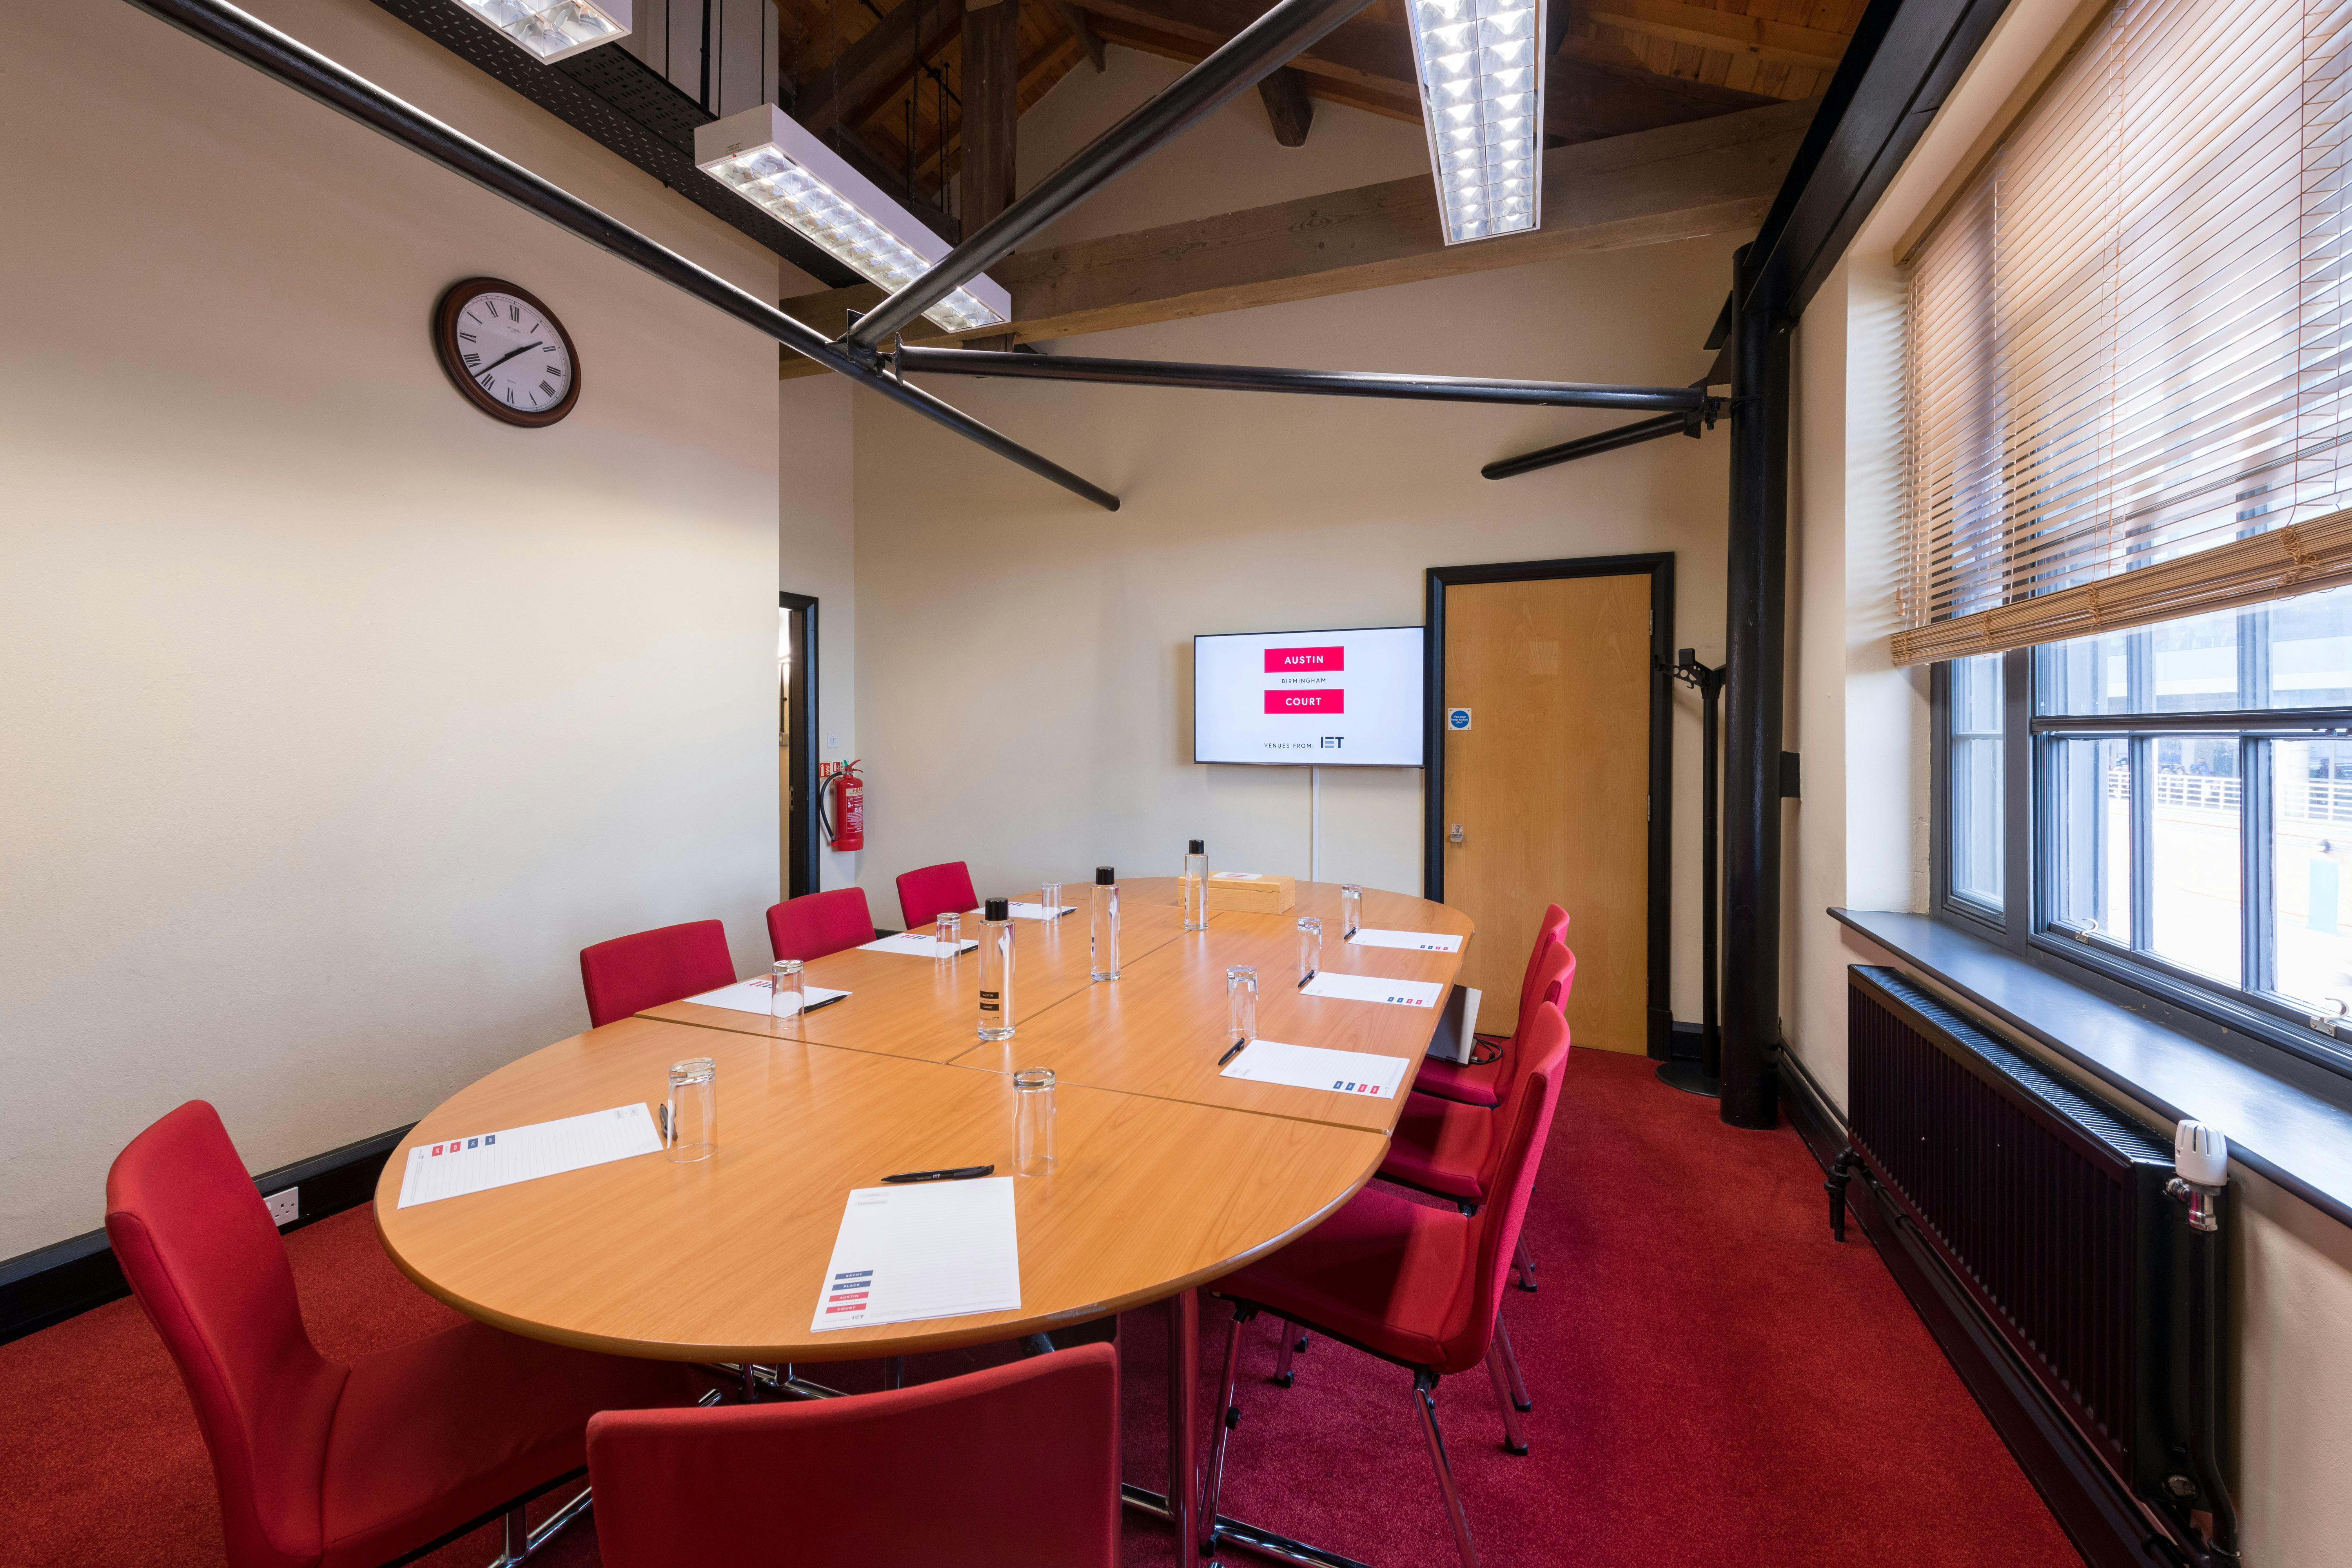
(431, 278, 580, 427)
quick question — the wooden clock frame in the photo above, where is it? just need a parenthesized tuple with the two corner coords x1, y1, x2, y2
(431, 277, 581, 428)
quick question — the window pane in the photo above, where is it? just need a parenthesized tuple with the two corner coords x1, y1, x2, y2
(2268, 583, 2352, 708)
(2274, 740, 2352, 1010)
(2150, 737, 2241, 985)
(1950, 654, 2003, 906)
(2049, 737, 2129, 939)
(2037, 632, 2130, 717)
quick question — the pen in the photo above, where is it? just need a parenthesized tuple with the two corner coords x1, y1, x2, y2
(1216, 1037, 1250, 1067)
(882, 1164, 995, 1183)
(801, 993, 849, 1013)
(1297, 969, 1317, 989)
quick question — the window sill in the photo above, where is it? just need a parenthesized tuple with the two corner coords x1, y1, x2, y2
(1828, 907, 2352, 1230)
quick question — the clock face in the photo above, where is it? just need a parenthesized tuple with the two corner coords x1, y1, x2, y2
(432, 278, 580, 427)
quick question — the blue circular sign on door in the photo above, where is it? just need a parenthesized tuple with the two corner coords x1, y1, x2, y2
(1446, 708, 1472, 731)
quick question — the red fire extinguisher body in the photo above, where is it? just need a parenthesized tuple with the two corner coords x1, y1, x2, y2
(826, 762, 865, 851)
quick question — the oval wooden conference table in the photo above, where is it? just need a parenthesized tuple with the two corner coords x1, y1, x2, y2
(376, 878, 1473, 1568)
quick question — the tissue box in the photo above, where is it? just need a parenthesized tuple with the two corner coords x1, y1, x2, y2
(1206, 872, 1297, 915)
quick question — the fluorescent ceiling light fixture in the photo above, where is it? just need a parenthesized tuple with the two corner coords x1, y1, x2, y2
(455, 0, 631, 62)
(695, 105, 1011, 337)
(1405, 0, 1544, 245)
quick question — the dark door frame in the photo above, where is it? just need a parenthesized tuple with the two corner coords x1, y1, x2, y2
(780, 591, 820, 900)
(1423, 553, 1677, 1060)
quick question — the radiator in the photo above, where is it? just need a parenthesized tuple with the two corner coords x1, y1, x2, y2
(1844, 966, 2207, 1514)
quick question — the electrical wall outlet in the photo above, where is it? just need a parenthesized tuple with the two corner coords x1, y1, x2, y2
(264, 1187, 299, 1228)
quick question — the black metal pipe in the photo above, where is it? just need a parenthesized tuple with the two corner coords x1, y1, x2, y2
(1481, 413, 1692, 480)
(841, 0, 1377, 350)
(120, 0, 1120, 513)
(1699, 667, 1722, 1082)
(895, 346, 1708, 413)
(2186, 1217, 2241, 1564)
(1720, 246, 1788, 1130)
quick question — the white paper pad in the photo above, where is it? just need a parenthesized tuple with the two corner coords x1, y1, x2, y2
(862, 933, 979, 958)
(962, 903, 1076, 920)
(811, 1177, 1022, 1331)
(1220, 1039, 1409, 1099)
(681, 977, 853, 1017)
(396, 1105, 662, 1208)
(1347, 927, 1465, 953)
(1300, 971, 1445, 1008)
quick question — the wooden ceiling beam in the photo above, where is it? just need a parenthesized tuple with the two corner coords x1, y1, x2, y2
(1568, 0, 1850, 74)
(796, 0, 969, 137)
(1058, 2, 1109, 70)
(1258, 65, 1315, 146)
(779, 97, 1812, 374)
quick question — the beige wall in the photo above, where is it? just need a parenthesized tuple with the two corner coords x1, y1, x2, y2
(0, 0, 790, 1256)
(1784, 0, 2352, 1557)
(780, 375, 864, 893)
(848, 51, 1736, 1030)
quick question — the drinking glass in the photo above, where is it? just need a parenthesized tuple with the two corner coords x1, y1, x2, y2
(770, 959, 804, 1037)
(936, 910, 962, 958)
(1297, 916, 1323, 983)
(1339, 884, 1363, 940)
(665, 1057, 716, 1163)
(1013, 1067, 1056, 1176)
(1227, 965, 1258, 1045)
(1040, 882, 1062, 924)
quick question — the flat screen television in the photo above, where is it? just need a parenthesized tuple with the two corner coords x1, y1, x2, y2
(1192, 625, 1426, 766)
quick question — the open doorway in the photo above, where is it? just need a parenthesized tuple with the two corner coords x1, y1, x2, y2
(780, 591, 819, 900)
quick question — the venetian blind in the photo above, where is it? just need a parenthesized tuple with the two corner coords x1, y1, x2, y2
(1893, 0, 2352, 667)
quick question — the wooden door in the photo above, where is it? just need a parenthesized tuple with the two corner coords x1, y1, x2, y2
(1441, 574, 1652, 1054)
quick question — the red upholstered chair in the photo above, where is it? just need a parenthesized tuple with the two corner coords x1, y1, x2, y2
(766, 887, 876, 962)
(1380, 943, 1573, 1212)
(1203, 1007, 1572, 1568)
(895, 861, 978, 931)
(104, 1101, 695, 1568)
(587, 1343, 1121, 1568)
(578, 919, 736, 1028)
(1414, 903, 1570, 1107)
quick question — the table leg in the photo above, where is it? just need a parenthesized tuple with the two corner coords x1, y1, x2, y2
(1169, 1289, 1200, 1568)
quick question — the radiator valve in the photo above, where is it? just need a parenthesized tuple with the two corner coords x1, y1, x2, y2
(2165, 1121, 2229, 1232)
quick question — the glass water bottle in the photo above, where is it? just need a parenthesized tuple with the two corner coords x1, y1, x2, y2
(977, 897, 1016, 1040)
(1181, 838, 1209, 931)
(1090, 866, 1121, 982)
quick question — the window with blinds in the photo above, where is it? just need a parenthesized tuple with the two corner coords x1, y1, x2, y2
(1895, 0, 2352, 666)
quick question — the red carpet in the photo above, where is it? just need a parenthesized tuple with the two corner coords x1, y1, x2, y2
(0, 1049, 2080, 1567)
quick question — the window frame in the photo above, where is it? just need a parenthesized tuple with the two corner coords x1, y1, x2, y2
(1933, 652, 2352, 1082)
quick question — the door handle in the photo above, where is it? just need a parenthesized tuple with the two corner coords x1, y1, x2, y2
(1449, 823, 1465, 845)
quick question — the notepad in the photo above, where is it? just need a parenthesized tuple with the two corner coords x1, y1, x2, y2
(862, 933, 980, 958)
(962, 903, 1076, 920)
(810, 1177, 1022, 1332)
(1300, 972, 1445, 1008)
(682, 977, 853, 1017)
(1220, 1040, 1409, 1099)
(1347, 927, 1465, 953)
(395, 1105, 662, 1208)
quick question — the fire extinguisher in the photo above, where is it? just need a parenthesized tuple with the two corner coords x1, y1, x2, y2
(821, 760, 865, 851)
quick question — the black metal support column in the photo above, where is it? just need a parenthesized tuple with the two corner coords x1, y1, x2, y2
(1720, 246, 1788, 1130)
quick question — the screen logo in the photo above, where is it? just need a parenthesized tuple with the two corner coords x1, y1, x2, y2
(1266, 690, 1343, 713)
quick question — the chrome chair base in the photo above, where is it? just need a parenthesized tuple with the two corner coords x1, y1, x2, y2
(482, 1485, 592, 1568)
(1122, 1483, 1377, 1568)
